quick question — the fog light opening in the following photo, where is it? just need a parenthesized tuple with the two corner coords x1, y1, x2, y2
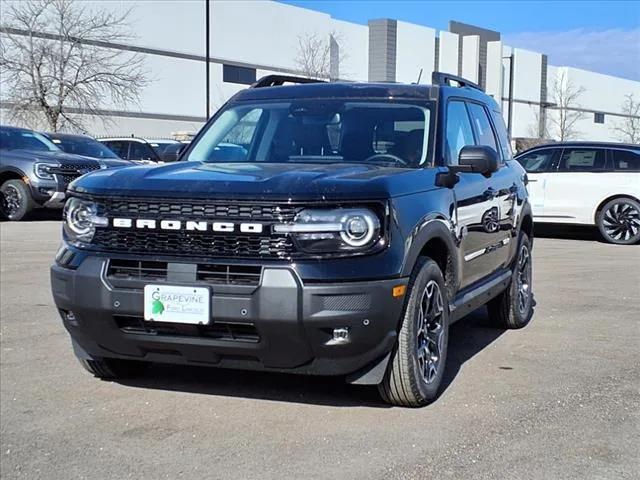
(331, 327, 350, 344)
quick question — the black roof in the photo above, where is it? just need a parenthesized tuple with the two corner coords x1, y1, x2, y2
(519, 141, 640, 154)
(44, 132, 95, 141)
(231, 80, 499, 111)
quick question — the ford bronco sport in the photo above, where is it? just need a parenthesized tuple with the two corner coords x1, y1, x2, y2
(51, 73, 534, 407)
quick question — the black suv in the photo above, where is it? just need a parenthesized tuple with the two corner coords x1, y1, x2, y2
(51, 73, 534, 406)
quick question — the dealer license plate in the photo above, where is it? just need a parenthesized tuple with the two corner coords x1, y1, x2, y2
(143, 285, 210, 324)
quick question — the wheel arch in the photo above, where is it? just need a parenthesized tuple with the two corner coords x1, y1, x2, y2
(401, 219, 460, 300)
(593, 194, 640, 224)
(0, 167, 28, 186)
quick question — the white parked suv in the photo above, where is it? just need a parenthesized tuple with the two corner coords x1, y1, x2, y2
(516, 142, 640, 244)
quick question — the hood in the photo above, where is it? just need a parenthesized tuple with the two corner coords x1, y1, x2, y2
(71, 161, 440, 200)
(1, 149, 100, 166)
(96, 158, 136, 169)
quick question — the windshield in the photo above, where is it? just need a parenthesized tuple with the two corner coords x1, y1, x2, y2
(186, 100, 433, 167)
(52, 137, 119, 159)
(0, 129, 60, 152)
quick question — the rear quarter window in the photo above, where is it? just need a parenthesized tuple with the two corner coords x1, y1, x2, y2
(611, 149, 640, 171)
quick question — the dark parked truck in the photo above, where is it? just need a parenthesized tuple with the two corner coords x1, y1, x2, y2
(51, 74, 534, 406)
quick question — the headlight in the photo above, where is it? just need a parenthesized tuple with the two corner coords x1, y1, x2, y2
(63, 197, 107, 245)
(34, 162, 59, 180)
(274, 208, 382, 253)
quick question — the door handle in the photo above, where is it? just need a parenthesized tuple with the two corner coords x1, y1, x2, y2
(528, 178, 538, 183)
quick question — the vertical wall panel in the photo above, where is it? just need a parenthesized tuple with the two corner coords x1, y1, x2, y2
(395, 21, 436, 84)
(437, 31, 459, 75)
(461, 36, 480, 83)
(486, 41, 503, 101)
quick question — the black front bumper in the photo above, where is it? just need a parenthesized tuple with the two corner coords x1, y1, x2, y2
(51, 256, 408, 382)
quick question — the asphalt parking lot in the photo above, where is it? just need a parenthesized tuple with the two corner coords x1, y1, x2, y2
(1, 219, 638, 480)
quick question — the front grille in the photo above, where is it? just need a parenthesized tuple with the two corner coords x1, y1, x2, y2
(114, 315, 260, 343)
(94, 230, 294, 258)
(91, 198, 301, 258)
(52, 163, 101, 184)
(106, 259, 262, 286)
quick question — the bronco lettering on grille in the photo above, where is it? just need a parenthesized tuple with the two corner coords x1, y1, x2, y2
(112, 218, 264, 234)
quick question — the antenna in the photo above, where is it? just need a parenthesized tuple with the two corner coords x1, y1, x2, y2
(415, 68, 423, 84)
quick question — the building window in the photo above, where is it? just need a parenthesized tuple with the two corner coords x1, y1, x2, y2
(223, 65, 256, 85)
(594, 112, 605, 124)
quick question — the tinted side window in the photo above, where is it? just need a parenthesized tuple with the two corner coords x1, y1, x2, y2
(103, 141, 127, 159)
(446, 101, 475, 165)
(559, 148, 606, 172)
(612, 149, 640, 171)
(517, 149, 556, 173)
(129, 142, 158, 161)
(468, 103, 498, 154)
(490, 110, 512, 160)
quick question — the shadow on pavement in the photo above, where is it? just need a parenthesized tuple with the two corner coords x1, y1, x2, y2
(116, 308, 507, 408)
(0, 209, 62, 223)
(534, 223, 602, 242)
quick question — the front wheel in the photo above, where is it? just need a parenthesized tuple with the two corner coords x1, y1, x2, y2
(487, 233, 534, 329)
(0, 179, 36, 221)
(597, 198, 640, 245)
(378, 257, 449, 407)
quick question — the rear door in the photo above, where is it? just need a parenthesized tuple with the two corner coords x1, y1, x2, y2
(515, 148, 559, 217)
(544, 147, 607, 223)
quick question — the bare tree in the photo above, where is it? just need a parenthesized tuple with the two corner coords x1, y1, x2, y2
(546, 70, 586, 141)
(612, 94, 640, 144)
(294, 32, 347, 80)
(0, 0, 149, 132)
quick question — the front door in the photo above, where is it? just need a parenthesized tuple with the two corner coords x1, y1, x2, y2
(515, 148, 559, 218)
(446, 100, 507, 288)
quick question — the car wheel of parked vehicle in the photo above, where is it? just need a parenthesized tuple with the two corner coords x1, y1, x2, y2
(78, 357, 148, 380)
(487, 233, 533, 329)
(379, 257, 449, 407)
(597, 198, 640, 245)
(0, 179, 35, 221)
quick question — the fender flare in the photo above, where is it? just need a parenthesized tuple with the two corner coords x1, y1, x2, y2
(400, 218, 461, 292)
(0, 166, 29, 183)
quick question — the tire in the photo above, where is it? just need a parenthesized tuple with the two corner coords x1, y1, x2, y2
(0, 179, 36, 221)
(487, 233, 534, 329)
(378, 257, 449, 407)
(78, 357, 148, 380)
(597, 197, 640, 245)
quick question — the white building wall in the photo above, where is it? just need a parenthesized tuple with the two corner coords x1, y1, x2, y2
(1, 0, 638, 141)
(395, 22, 436, 84)
(210, 0, 330, 72)
(510, 48, 543, 138)
(330, 19, 369, 80)
(461, 35, 480, 83)
(485, 41, 503, 100)
(545, 66, 640, 141)
(438, 31, 459, 75)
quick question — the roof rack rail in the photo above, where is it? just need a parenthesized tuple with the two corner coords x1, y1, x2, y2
(251, 74, 325, 88)
(431, 72, 482, 91)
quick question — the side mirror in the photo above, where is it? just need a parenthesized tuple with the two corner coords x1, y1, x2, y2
(458, 145, 499, 176)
